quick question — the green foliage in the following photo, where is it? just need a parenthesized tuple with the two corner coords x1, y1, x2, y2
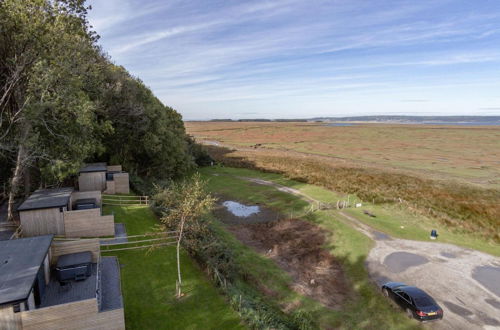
(186, 135, 213, 166)
(0, 0, 198, 201)
(96, 65, 195, 179)
(0, 0, 104, 182)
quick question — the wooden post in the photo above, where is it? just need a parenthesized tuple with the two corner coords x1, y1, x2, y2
(0, 305, 21, 330)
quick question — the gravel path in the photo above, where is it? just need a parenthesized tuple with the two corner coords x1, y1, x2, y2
(238, 176, 500, 330)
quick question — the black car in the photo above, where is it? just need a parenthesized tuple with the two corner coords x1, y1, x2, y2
(382, 282, 443, 321)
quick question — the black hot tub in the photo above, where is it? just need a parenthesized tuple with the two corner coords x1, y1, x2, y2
(56, 251, 93, 283)
(74, 198, 97, 210)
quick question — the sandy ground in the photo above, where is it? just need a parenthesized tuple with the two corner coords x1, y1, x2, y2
(235, 176, 500, 330)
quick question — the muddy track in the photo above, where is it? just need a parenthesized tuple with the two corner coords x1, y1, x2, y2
(235, 176, 500, 330)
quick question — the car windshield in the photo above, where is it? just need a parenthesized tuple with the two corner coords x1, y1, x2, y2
(414, 296, 434, 307)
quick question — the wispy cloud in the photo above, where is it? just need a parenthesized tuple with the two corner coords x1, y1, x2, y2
(88, 0, 500, 119)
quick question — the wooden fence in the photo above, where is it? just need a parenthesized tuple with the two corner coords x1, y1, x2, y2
(50, 238, 101, 264)
(19, 298, 125, 330)
(63, 209, 115, 238)
(102, 195, 149, 206)
(100, 231, 178, 252)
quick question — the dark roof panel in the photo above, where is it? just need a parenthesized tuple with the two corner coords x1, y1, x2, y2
(17, 188, 73, 212)
(79, 162, 107, 173)
(0, 235, 53, 305)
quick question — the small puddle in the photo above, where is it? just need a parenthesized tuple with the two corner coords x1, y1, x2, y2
(443, 301, 473, 317)
(384, 252, 428, 273)
(472, 266, 500, 297)
(485, 298, 500, 310)
(222, 201, 260, 217)
(373, 231, 391, 240)
(440, 252, 456, 258)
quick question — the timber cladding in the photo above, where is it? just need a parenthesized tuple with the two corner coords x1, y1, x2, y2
(0, 305, 21, 330)
(19, 208, 64, 237)
(19, 299, 125, 330)
(70, 191, 102, 208)
(104, 180, 115, 194)
(50, 239, 100, 264)
(113, 173, 129, 194)
(63, 209, 115, 238)
(79, 172, 106, 192)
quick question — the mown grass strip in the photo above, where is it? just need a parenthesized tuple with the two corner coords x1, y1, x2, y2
(102, 204, 245, 329)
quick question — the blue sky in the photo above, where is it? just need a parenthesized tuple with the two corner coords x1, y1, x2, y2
(87, 0, 500, 120)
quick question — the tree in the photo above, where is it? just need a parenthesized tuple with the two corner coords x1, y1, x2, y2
(0, 0, 105, 220)
(153, 174, 215, 298)
(0, 0, 198, 218)
(96, 64, 195, 180)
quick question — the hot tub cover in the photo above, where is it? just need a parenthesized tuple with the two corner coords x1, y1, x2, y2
(57, 251, 93, 269)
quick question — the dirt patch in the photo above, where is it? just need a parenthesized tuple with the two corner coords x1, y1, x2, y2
(213, 199, 279, 225)
(226, 218, 350, 309)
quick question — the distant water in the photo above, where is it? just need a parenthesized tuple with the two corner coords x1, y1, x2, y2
(326, 123, 355, 127)
(325, 122, 500, 126)
(422, 122, 500, 126)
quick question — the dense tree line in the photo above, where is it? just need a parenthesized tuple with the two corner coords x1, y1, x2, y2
(0, 0, 197, 219)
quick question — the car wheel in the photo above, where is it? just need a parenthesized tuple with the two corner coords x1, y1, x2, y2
(383, 288, 389, 297)
(406, 308, 414, 319)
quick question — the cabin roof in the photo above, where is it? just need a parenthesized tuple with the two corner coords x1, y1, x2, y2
(0, 235, 53, 306)
(17, 187, 74, 212)
(79, 162, 107, 173)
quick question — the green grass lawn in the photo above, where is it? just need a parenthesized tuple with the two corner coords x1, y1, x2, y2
(200, 166, 421, 329)
(102, 204, 245, 330)
(103, 204, 158, 235)
(201, 166, 499, 257)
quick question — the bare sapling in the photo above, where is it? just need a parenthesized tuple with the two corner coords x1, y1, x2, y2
(154, 173, 215, 298)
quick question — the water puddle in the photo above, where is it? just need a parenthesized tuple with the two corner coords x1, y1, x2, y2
(472, 265, 500, 297)
(443, 301, 473, 317)
(383, 252, 428, 273)
(373, 230, 391, 240)
(222, 201, 260, 217)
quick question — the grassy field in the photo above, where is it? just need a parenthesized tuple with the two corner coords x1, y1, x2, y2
(187, 122, 500, 243)
(200, 166, 422, 329)
(202, 167, 499, 256)
(186, 121, 500, 188)
(102, 204, 245, 330)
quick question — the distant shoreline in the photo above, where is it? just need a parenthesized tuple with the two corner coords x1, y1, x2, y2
(185, 115, 500, 126)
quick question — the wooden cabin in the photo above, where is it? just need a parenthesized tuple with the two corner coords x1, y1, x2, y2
(0, 236, 125, 330)
(17, 188, 115, 238)
(78, 163, 129, 195)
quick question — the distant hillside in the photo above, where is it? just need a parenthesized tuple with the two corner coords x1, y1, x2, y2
(313, 115, 500, 124)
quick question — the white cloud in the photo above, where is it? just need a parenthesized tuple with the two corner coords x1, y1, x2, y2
(89, 0, 500, 118)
